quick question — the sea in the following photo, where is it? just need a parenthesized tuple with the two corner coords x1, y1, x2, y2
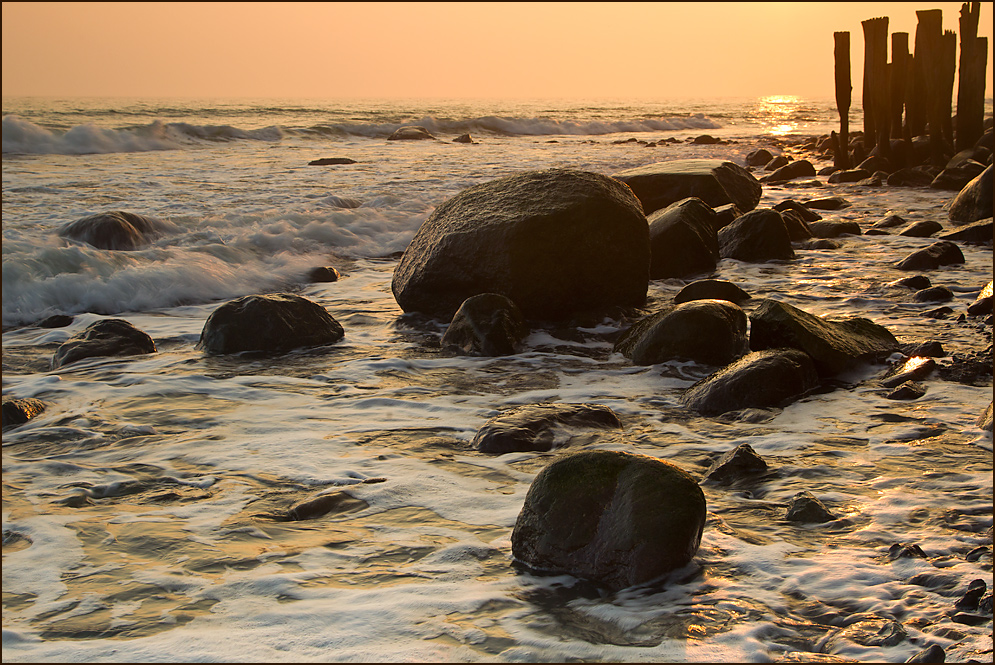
(2, 97, 992, 663)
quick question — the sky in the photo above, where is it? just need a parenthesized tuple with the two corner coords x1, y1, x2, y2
(2, 2, 992, 100)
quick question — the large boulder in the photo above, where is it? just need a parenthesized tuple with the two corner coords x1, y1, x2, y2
(614, 299, 748, 366)
(57, 211, 176, 251)
(511, 449, 706, 591)
(717, 208, 795, 262)
(199, 293, 344, 355)
(949, 165, 993, 225)
(930, 160, 986, 191)
(749, 299, 899, 377)
(646, 197, 719, 278)
(53, 318, 157, 369)
(674, 279, 751, 305)
(440, 293, 529, 357)
(938, 218, 993, 245)
(681, 348, 819, 416)
(387, 126, 435, 141)
(472, 403, 622, 454)
(391, 169, 649, 321)
(895, 241, 965, 271)
(611, 159, 762, 216)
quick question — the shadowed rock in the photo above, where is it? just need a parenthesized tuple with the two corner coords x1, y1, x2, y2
(887, 381, 927, 400)
(646, 197, 718, 278)
(899, 220, 943, 237)
(967, 280, 993, 316)
(681, 349, 819, 416)
(473, 403, 622, 454)
(674, 279, 751, 305)
(930, 160, 986, 191)
(53, 319, 157, 369)
(939, 218, 993, 245)
(199, 293, 344, 355)
(702, 443, 768, 484)
(978, 401, 993, 431)
(785, 491, 837, 523)
(307, 266, 341, 282)
(441, 293, 529, 357)
(2, 397, 46, 428)
(748, 299, 899, 377)
(746, 148, 774, 166)
(895, 241, 965, 271)
(912, 286, 954, 302)
(611, 159, 762, 216)
(614, 299, 748, 366)
(808, 221, 861, 238)
(511, 449, 706, 591)
(57, 211, 176, 251)
(392, 169, 649, 321)
(718, 208, 795, 262)
(949, 165, 992, 225)
(773, 199, 822, 222)
(387, 126, 435, 140)
(761, 159, 816, 183)
(801, 196, 851, 210)
(308, 157, 357, 165)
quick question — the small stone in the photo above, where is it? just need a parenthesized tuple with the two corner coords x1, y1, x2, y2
(785, 491, 837, 523)
(886, 381, 927, 400)
(702, 443, 768, 484)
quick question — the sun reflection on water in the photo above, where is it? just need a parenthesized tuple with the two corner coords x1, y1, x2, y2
(756, 95, 803, 136)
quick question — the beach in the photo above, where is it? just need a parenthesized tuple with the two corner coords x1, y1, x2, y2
(2, 96, 992, 662)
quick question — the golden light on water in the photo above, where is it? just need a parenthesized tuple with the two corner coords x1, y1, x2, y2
(757, 95, 803, 136)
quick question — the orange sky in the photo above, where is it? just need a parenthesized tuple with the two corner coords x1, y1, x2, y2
(2, 2, 992, 100)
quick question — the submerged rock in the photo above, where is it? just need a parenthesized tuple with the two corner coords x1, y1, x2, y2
(441, 293, 529, 357)
(453, 133, 474, 143)
(886, 381, 927, 400)
(895, 241, 965, 271)
(746, 148, 774, 166)
(978, 401, 993, 432)
(807, 220, 861, 238)
(702, 443, 768, 484)
(646, 197, 719, 279)
(761, 159, 816, 183)
(681, 348, 819, 416)
(613, 299, 748, 366)
(2, 397, 46, 428)
(801, 196, 851, 210)
(749, 299, 899, 377)
(899, 220, 943, 238)
(199, 293, 344, 355)
(717, 208, 795, 262)
(307, 266, 341, 282)
(57, 210, 176, 251)
(674, 279, 751, 305)
(511, 449, 706, 591)
(308, 157, 357, 165)
(912, 286, 954, 302)
(473, 402, 622, 454)
(612, 159, 762, 216)
(785, 491, 837, 523)
(391, 168, 649, 321)
(53, 319, 157, 369)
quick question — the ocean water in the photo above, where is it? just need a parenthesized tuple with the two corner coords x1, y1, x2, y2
(2, 97, 992, 663)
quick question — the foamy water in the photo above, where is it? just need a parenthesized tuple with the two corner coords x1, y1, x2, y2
(2, 97, 992, 662)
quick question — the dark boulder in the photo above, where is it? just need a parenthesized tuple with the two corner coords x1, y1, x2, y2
(702, 443, 768, 484)
(647, 197, 718, 278)
(871, 214, 907, 230)
(681, 348, 819, 416)
(674, 279, 751, 305)
(856, 155, 891, 173)
(895, 241, 965, 271)
(761, 159, 816, 183)
(801, 196, 851, 210)
(749, 299, 899, 377)
(440, 293, 529, 357)
(899, 220, 943, 237)
(785, 491, 837, 523)
(779, 209, 814, 241)
(912, 286, 954, 302)
(807, 220, 861, 238)
(613, 299, 748, 366)
(773, 200, 822, 222)
(948, 165, 993, 225)
(473, 403, 622, 454)
(828, 168, 872, 183)
(57, 211, 176, 251)
(717, 208, 795, 262)
(798, 239, 842, 250)
(611, 159, 762, 216)
(902, 340, 944, 357)
(37, 314, 74, 328)
(692, 134, 721, 145)
(765, 155, 790, 171)
(387, 126, 435, 141)
(930, 160, 986, 191)
(199, 293, 344, 355)
(938, 217, 993, 245)
(906, 644, 946, 664)
(2, 397, 46, 428)
(746, 148, 774, 166)
(712, 203, 743, 230)
(53, 318, 157, 369)
(307, 266, 341, 283)
(886, 381, 927, 400)
(283, 491, 368, 521)
(308, 157, 357, 165)
(889, 275, 932, 290)
(966, 280, 993, 316)
(511, 449, 706, 591)
(887, 167, 936, 187)
(881, 356, 937, 388)
(391, 169, 650, 321)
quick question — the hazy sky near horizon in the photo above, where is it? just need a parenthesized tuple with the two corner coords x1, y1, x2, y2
(2, 2, 992, 100)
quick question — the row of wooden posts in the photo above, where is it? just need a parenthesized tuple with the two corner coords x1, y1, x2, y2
(832, 2, 988, 169)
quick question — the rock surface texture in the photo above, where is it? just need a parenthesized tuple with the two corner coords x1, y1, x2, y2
(199, 293, 344, 355)
(53, 319, 157, 369)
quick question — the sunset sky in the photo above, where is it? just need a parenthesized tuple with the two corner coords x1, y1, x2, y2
(2, 2, 992, 101)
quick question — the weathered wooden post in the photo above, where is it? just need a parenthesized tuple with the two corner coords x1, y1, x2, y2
(914, 9, 946, 162)
(862, 16, 891, 157)
(908, 9, 943, 138)
(956, 1, 986, 150)
(890, 32, 910, 139)
(940, 30, 957, 148)
(834, 31, 852, 169)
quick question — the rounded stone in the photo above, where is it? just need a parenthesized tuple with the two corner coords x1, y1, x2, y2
(199, 293, 344, 355)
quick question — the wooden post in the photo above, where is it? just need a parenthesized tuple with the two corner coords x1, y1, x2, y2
(890, 32, 910, 139)
(940, 30, 957, 148)
(862, 17, 890, 157)
(956, 2, 985, 150)
(914, 9, 945, 162)
(908, 9, 942, 138)
(834, 31, 852, 169)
